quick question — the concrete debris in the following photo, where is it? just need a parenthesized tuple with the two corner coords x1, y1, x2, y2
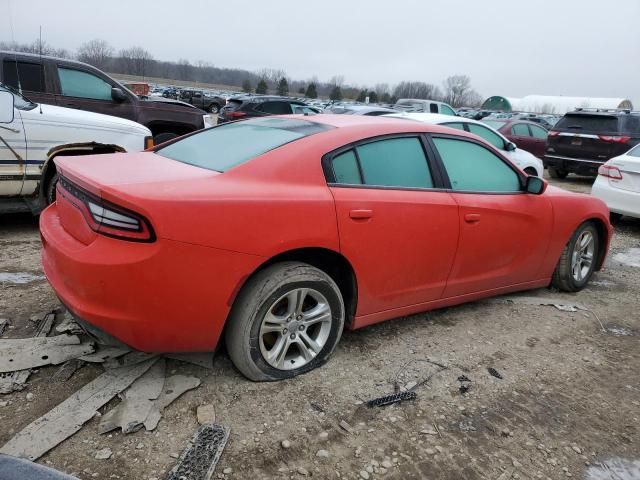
(52, 359, 84, 382)
(55, 320, 84, 336)
(166, 424, 230, 480)
(0, 319, 7, 336)
(584, 457, 640, 480)
(143, 374, 201, 431)
(94, 448, 112, 460)
(613, 248, 640, 268)
(79, 346, 131, 363)
(0, 313, 55, 394)
(98, 359, 166, 434)
(0, 272, 45, 284)
(0, 335, 95, 373)
(0, 358, 157, 460)
(485, 295, 587, 312)
(196, 404, 216, 425)
(164, 352, 214, 369)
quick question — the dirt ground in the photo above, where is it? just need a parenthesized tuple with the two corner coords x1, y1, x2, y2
(0, 174, 639, 480)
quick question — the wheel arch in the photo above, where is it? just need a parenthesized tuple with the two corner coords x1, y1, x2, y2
(231, 247, 358, 329)
(587, 217, 609, 271)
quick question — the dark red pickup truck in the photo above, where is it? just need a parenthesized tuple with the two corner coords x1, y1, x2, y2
(0, 51, 211, 143)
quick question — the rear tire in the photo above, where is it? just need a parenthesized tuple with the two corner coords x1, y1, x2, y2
(153, 132, 178, 145)
(610, 212, 623, 223)
(45, 172, 59, 205)
(209, 104, 220, 114)
(225, 262, 345, 381)
(548, 167, 568, 179)
(551, 222, 599, 292)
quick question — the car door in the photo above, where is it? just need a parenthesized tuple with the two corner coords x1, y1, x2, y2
(54, 65, 137, 121)
(429, 135, 553, 297)
(1, 58, 57, 106)
(529, 124, 549, 158)
(510, 122, 538, 153)
(327, 135, 460, 316)
(0, 91, 27, 196)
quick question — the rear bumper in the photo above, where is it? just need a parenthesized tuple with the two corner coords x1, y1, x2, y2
(544, 154, 603, 175)
(40, 203, 263, 352)
(592, 178, 640, 218)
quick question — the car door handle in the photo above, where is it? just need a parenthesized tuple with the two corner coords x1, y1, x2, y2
(464, 213, 481, 223)
(349, 209, 373, 219)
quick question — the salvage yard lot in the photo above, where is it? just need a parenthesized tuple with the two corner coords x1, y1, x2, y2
(0, 175, 639, 480)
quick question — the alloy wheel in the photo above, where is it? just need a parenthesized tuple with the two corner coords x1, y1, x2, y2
(571, 230, 595, 282)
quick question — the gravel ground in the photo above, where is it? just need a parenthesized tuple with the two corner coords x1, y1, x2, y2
(0, 175, 638, 480)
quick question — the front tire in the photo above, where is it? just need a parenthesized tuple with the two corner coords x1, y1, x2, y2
(209, 104, 220, 114)
(45, 172, 59, 205)
(225, 262, 345, 381)
(548, 167, 568, 179)
(551, 222, 599, 292)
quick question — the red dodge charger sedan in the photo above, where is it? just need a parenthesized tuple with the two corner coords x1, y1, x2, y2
(40, 115, 611, 381)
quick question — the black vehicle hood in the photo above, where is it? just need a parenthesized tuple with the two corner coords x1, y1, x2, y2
(141, 97, 205, 112)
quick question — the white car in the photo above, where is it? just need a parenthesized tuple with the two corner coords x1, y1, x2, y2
(386, 112, 544, 177)
(0, 83, 152, 213)
(591, 144, 640, 220)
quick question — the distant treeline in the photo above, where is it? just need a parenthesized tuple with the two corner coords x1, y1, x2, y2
(0, 38, 483, 106)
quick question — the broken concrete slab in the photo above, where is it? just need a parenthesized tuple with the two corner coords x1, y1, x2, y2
(79, 347, 131, 364)
(613, 248, 640, 268)
(0, 335, 94, 373)
(167, 424, 230, 480)
(483, 295, 588, 311)
(165, 352, 214, 369)
(98, 359, 166, 434)
(0, 272, 45, 284)
(0, 358, 157, 460)
(144, 374, 202, 431)
(0, 313, 55, 394)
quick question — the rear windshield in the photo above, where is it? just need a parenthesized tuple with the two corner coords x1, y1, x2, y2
(155, 117, 332, 172)
(554, 114, 619, 133)
(628, 144, 640, 157)
(224, 99, 243, 110)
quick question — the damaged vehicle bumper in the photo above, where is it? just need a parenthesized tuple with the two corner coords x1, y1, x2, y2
(40, 202, 260, 353)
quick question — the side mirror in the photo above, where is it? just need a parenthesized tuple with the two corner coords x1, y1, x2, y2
(111, 87, 127, 102)
(525, 175, 547, 195)
(0, 91, 15, 123)
(505, 141, 517, 152)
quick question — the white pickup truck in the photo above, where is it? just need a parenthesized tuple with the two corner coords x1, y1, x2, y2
(0, 83, 152, 214)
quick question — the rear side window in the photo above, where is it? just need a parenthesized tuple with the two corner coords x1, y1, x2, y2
(433, 137, 521, 192)
(467, 123, 505, 150)
(554, 114, 619, 133)
(620, 116, 640, 135)
(482, 120, 506, 130)
(512, 124, 530, 136)
(256, 101, 292, 114)
(2, 60, 45, 92)
(441, 122, 466, 131)
(331, 137, 433, 189)
(58, 67, 112, 100)
(429, 103, 439, 113)
(156, 117, 332, 172)
(530, 125, 548, 139)
(628, 145, 640, 157)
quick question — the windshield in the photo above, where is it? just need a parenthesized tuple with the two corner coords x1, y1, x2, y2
(156, 117, 333, 172)
(0, 83, 37, 111)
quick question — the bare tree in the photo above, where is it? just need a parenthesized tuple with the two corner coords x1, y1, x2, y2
(442, 75, 479, 107)
(0, 39, 68, 58)
(392, 81, 442, 101)
(118, 46, 154, 77)
(77, 39, 113, 70)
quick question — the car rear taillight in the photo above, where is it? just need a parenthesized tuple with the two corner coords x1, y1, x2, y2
(598, 135, 630, 144)
(548, 131, 560, 137)
(598, 165, 623, 180)
(58, 176, 155, 242)
(227, 111, 247, 119)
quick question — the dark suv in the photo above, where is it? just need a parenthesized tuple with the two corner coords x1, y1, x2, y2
(545, 109, 640, 178)
(0, 51, 211, 144)
(218, 95, 309, 123)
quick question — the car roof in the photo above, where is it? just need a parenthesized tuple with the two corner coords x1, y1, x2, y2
(0, 50, 92, 69)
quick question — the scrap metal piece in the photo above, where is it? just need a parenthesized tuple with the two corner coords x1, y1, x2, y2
(104, 351, 156, 369)
(0, 319, 7, 336)
(0, 335, 94, 373)
(143, 374, 201, 431)
(164, 352, 214, 369)
(79, 347, 131, 363)
(55, 320, 84, 336)
(366, 391, 417, 408)
(0, 358, 157, 460)
(52, 359, 84, 382)
(167, 424, 230, 480)
(0, 313, 55, 394)
(98, 359, 166, 434)
(487, 367, 503, 379)
(457, 375, 472, 394)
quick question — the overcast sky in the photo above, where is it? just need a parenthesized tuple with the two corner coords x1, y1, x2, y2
(3, 0, 639, 104)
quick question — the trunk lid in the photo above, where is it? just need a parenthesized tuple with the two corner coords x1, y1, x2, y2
(608, 154, 640, 193)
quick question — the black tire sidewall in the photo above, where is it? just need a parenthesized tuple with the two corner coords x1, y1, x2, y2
(567, 223, 599, 289)
(46, 173, 59, 205)
(247, 279, 344, 380)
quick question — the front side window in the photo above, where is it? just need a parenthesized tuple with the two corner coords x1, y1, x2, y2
(157, 117, 332, 172)
(440, 105, 456, 116)
(331, 137, 433, 189)
(2, 60, 45, 93)
(467, 123, 505, 150)
(530, 125, 548, 139)
(433, 137, 521, 193)
(58, 67, 112, 100)
(512, 123, 530, 136)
